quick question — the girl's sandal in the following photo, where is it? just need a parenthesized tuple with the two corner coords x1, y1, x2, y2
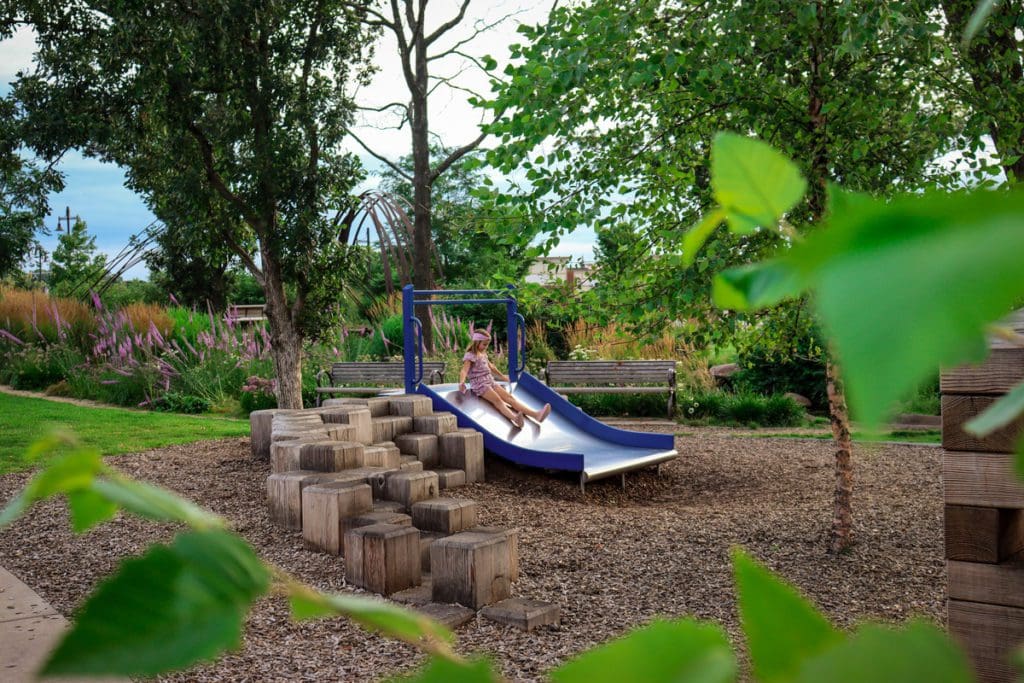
(537, 403, 552, 423)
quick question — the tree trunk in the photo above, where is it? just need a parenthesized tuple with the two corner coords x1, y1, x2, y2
(410, 26, 434, 351)
(826, 359, 854, 552)
(262, 256, 304, 409)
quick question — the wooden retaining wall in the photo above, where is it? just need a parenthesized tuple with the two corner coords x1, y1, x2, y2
(943, 311, 1024, 683)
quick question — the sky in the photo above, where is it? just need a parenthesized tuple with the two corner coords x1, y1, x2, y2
(1, 1, 597, 279)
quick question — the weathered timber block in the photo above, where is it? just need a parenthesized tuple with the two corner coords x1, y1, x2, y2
(431, 530, 514, 608)
(266, 471, 340, 530)
(270, 428, 329, 445)
(373, 500, 406, 513)
(942, 395, 1024, 453)
(942, 347, 1024, 396)
(415, 602, 475, 629)
(391, 580, 433, 606)
(325, 396, 391, 417)
(372, 415, 414, 443)
(400, 456, 425, 472)
(385, 471, 439, 510)
(325, 424, 357, 441)
(394, 433, 439, 468)
(388, 394, 434, 417)
(439, 430, 485, 483)
(949, 599, 1024, 683)
(299, 441, 365, 472)
(341, 510, 412, 536)
(420, 531, 447, 572)
(301, 483, 373, 554)
(946, 505, 1024, 563)
(413, 412, 458, 436)
(434, 468, 467, 490)
(470, 526, 520, 582)
(481, 598, 561, 631)
(411, 498, 479, 534)
(250, 408, 294, 459)
(949, 561, 1024, 609)
(317, 406, 373, 445)
(270, 438, 320, 473)
(944, 452, 1024, 508)
(363, 444, 401, 469)
(344, 523, 421, 595)
(331, 466, 397, 499)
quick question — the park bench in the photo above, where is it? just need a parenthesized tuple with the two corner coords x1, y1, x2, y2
(315, 361, 446, 406)
(543, 360, 677, 419)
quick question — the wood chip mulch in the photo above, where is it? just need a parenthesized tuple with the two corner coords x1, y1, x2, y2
(0, 428, 944, 682)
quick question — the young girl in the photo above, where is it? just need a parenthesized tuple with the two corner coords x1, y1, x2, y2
(459, 329, 551, 429)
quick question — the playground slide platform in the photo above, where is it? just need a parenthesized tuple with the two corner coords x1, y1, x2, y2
(415, 372, 678, 491)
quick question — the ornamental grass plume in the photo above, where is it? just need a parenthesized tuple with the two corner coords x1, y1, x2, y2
(0, 286, 94, 344)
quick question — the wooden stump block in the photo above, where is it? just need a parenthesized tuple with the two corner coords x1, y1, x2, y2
(363, 444, 402, 469)
(439, 430, 485, 483)
(481, 598, 561, 631)
(949, 599, 1024, 683)
(325, 397, 391, 417)
(388, 394, 434, 417)
(270, 438, 320, 473)
(431, 530, 515, 608)
(372, 416, 414, 443)
(342, 510, 412, 535)
(415, 602, 475, 629)
(373, 500, 406, 513)
(944, 452, 1024, 508)
(318, 406, 373, 444)
(250, 408, 287, 459)
(400, 456, 424, 472)
(301, 483, 373, 554)
(299, 441, 365, 472)
(391, 579, 433, 606)
(266, 471, 339, 530)
(385, 471, 439, 510)
(325, 424, 357, 441)
(411, 498, 479, 534)
(413, 412, 458, 436)
(395, 433, 439, 467)
(943, 395, 1024, 453)
(344, 523, 421, 595)
(434, 468, 467, 490)
(470, 526, 520, 582)
(420, 532, 447, 572)
(946, 505, 1024, 563)
(271, 428, 329, 444)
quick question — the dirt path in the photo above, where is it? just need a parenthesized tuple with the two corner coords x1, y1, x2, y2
(0, 429, 943, 681)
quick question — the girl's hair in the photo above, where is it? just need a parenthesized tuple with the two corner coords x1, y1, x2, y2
(465, 328, 491, 353)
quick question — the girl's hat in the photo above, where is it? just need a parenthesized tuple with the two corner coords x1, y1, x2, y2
(471, 331, 490, 342)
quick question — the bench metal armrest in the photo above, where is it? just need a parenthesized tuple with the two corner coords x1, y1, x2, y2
(315, 369, 331, 388)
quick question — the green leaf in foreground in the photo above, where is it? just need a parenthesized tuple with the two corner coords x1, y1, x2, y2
(1015, 437, 1024, 481)
(91, 477, 224, 529)
(711, 132, 807, 234)
(290, 590, 452, 649)
(966, 381, 1024, 437)
(734, 548, 840, 683)
(792, 190, 1024, 429)
(0, 447, 106, 528)
(67, 489, 119, 533)
(551, 618, 736, 683)
(713, 259, 806, 312)
(683, 208, 726, 266)
(794, 620, 974, 683)
(43, 530, 268, 676)
(399, 656, 499, 683)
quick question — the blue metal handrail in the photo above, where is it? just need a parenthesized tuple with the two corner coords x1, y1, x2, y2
(411, 316, 425, 386)
(515, 312, 527, 374)
(413, 288, 512, 296)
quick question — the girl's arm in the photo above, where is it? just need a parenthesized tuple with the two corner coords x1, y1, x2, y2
(488, 360, 509, 382)
(459, 359, 472, 391)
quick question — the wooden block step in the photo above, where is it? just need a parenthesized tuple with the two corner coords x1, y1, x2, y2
(400, 457, 424, 472)
(943, 395, 1024, 453)
(342, 510, 412, 535)
(411, 498, 479, 534)
(415, 602, 475, 629)
(266, 471, 342, 530)
(333, 467, 398, 499)
(470, 526, 520, 582)
(324, 397, 391, 417)
(431, 530, 516, 608)
(299, 441, 365, 472)
(372, 416, 414, 443)
(414, 412, 458, 436)
(301, 483, 373, 554)
(949, 599, 1024, 683)
(941, 346, 1024, 396)
(325, 424, 358, 441)
(395, 433, 439, 467)
(344, 523, 421, 595)
(944, 452, 1024, 508)
(439, 430, 484, 483)
(481, 598, 561, 631)
(948, 561, 1024, 609)
(363, 443, 401, 469)
(434, 468, 467, 490)
(388, 394, 434, 417)
(270, 428, 329, 444)
(391, 577, 433, 605)
(373, 500, 406, 514)
(270, 438, 319, 473)
(946, 505, 1024, 563)
(317, 406, 373, 445)
(385, 471, 439, 510)
(250, 408, 303, 459)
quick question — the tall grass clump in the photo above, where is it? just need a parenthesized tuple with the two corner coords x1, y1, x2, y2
(0, 286, 94, 345)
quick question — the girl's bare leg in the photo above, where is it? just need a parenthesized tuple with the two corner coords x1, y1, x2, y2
(480, 389, 522, 425)
(492, 384, 549, 421)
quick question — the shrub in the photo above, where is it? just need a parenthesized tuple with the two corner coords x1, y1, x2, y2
(763, 393, 806, 427)
(154, 392, 212, 414)
(679, 389, 806, 428)
(0, 346, 84, 390)
(729, 393, 768, 425)
(240, 375, 277, 413)
(566, 392, 670, 417)
(732, 348, 826, 409)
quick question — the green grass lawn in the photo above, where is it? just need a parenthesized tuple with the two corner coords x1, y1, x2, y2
(0, 393, 250, 474)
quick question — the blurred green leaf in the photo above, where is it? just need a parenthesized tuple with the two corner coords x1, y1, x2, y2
(966, 381, 1024, 437)
(290, 590, 452, 648)
(399, 656, 499, 682)
(91, 477, 224, 529)
(794, 620, 974, 683)
(683, 208, 725, 266)
(0, 447, 105, 528)
(713, 260, 806, 311)
(43, 530, 268, 676)
(963, 0, 997, 45)
(67, 489, 118, 533)
(792, 190, 1024, 429)
(552, 618, 736, 683)
(1015, 437, 1024, 481)
(734, 549, 840, 682)
(711, 133, 807, 234)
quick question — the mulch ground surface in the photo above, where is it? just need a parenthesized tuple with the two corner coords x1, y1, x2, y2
(0, 428, 944, 681)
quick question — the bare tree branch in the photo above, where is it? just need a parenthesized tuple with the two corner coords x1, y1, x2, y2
(430, 127, 489, 182)
(356, 101, 411, 115)
(348, 129, 413, 181)
(424, 0, 470, 47)
(427, 10, 528, 60)
(389, 0, 419, 93)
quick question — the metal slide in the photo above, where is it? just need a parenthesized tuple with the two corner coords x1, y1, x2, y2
(417, 372, 678, 491)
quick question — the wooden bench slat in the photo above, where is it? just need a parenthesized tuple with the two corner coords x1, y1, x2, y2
(544, 360, 676, 418)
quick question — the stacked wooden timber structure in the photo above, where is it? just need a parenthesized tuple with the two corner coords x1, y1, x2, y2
(943, 310, 1024, 682)
(251, 395, 559, 631)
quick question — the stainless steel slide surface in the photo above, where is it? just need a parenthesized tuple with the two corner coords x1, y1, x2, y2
(418, 372, 677, 483)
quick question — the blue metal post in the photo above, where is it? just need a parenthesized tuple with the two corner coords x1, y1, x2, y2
(402, 284, 415, 394)
(506, 285, 519, 385)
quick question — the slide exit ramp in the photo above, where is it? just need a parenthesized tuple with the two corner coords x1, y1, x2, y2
(417, 373, 678, 492)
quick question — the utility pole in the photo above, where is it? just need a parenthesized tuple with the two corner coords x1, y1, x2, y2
(56, 206, 81, 232)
